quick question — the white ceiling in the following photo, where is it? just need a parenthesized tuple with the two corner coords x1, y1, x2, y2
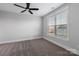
(0, 3, 63, 16)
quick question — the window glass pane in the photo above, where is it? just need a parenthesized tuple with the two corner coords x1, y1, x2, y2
(56, 25, 67, 37)
(56, 11, 67, 25)
(48, 16, 55, 34)
(48, 17, 55, 25)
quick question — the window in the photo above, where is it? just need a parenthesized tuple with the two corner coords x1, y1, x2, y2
(48, 16, 55, 35)
(48, 9, 68, 39)
(56, 10, 68, 38)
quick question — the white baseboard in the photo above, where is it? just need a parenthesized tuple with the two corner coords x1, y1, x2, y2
(0, 36, 42, 44)
(43, 36, 79, 55)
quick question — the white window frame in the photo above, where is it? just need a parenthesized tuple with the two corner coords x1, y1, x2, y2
(47, 6, 69, 41)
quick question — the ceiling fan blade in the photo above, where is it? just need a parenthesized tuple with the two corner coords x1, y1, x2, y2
(14, 4, 25, 9)
(27, 3, 30, 9)
(29, 8, 39, 10)
(29, 10, 33, 14)
(21, 9, 26, 13)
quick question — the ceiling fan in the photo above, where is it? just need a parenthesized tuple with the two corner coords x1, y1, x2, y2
(14, 3, 39, 14)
